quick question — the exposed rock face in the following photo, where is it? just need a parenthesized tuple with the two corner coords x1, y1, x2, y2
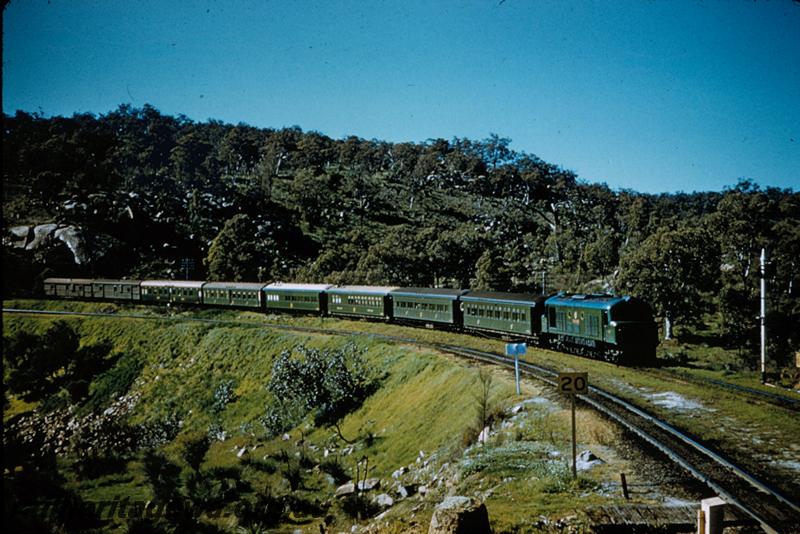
(27, 224, 60, 250)
(53, 226, 87, 264)
(5, 223, 88, 264)
(428, 496, 491, 534)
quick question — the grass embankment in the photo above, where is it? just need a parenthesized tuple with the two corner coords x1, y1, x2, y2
(4, 300, 644, 532)
(247, 308, 800, 494)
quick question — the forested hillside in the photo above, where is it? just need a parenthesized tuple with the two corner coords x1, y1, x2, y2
(3, 105, 798, 366)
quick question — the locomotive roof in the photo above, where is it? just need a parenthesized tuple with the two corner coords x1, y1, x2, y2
(390, 287, 467, 299)
(90, 279, 142, 284)
(140, 280, 206, 288)
(545, 293, 630, 310)
(327, 285, 398, 295)
(44, 277, 97, 284)
(204, 281, 269, 290)
(264, 282, 332, 292)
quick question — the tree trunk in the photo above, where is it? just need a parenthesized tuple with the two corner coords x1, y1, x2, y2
(664, 316, 673, 340)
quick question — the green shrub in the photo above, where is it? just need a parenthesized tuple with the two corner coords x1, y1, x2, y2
(181, 466, 249, 510)
(142, 451, 181, 503)
(234, 487, 286, 530)
(281, 461, 304, 491)
(83, 352, 143, 414)
(339, 493, 380, 520)
(241, 456, 278, 474)
(319, 456, 349, 484)
(180, 432, 211, 472)
(3, 321, 79, 401)
(266, 342, 377, 427)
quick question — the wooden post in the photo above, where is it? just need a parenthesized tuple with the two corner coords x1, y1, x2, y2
(700, 497, 726, 534)
(571, 395, 577, 478)
(515, 354, 521, 395)
(354, 459, 360, 499)
(620, 473, 630, 500)
(557, 372, 587, 479)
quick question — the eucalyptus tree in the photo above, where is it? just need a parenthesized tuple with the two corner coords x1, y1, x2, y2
(617, 222, 719, 339)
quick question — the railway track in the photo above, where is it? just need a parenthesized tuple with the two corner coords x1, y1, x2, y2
(5, 307, 800, 532)
(641, 367, 800, 411)
(428, 344, 800, 534)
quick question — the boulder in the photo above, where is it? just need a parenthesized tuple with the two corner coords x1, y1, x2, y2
(372, 493, 394, 509)
(428, 496, 491, 534)
(335, 483, 355, 497)
(395, 483, 417, 499)
(357, 477, 380, 491)
(395, 484, 409, 499)
(392, 466, 408, 479)
(6, 225, 32, 248)
(576, 450, 605, 471)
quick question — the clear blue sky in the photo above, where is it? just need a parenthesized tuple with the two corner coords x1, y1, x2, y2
(4, 0, 799, 194)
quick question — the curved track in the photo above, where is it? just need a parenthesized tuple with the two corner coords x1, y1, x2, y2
(426, 344, 800, 533)
(641, 367, 800, 411)
(5, 307, 800, 532)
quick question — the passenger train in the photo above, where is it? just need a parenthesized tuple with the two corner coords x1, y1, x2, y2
(43, 278, 659, 365)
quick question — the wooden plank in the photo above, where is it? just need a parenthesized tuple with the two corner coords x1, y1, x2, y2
(587, 505, 698, 529)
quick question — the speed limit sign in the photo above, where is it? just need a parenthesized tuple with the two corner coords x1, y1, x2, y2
(557, 371, 588, 478)
(558, 372, 588, 394)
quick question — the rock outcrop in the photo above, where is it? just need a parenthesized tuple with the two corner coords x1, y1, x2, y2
(5, 223, 88, 264)
(428, 496, 491, 534)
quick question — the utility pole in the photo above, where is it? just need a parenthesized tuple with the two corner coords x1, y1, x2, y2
(760, 248, 767, 385)
(181, 258, 195, 281)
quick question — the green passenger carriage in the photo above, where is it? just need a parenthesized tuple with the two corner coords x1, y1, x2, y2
(90, 279, 142, 301)
(461, 291, 547, 337)
(263, 283, 331, 313)
(140, 281, 171, 303)
(203, 281, 267, 308)
(43, 278, 95, 299)
(140, 280, 204, 304)
(390, 287, 466, 326)
(327, 286, 396, 319)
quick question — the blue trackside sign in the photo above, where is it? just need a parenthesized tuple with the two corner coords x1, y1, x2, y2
(505, 343, 527, 356)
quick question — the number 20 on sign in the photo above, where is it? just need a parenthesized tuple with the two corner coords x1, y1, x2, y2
(558, 372, 588, 394)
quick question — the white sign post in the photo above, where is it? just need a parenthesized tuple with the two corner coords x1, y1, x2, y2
(506, 343, 527, 395)
(557, 372, 588, 477)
